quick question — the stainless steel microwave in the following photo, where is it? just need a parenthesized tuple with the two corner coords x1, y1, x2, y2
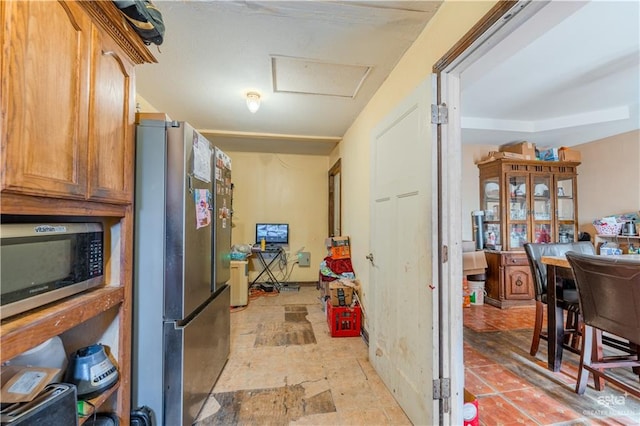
(0, 223, 104, 319)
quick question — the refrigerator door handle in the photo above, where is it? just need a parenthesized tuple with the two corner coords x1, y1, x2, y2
(187, 173, 193, 194)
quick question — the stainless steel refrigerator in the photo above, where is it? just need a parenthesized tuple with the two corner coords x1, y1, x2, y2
(132, 119, 231, 425)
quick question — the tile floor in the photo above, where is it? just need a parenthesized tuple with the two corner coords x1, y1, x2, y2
(194, 286, 640, 425)
(464, 303, 640, 426)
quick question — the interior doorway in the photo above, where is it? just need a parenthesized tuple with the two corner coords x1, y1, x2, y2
(328, 159, 341, 237)
(434, 1, 640, 423)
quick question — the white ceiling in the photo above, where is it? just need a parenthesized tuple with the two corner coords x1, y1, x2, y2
(136, 1, 640, 155)
(460, 0, 640, 148)
(136, 0, 442, 155)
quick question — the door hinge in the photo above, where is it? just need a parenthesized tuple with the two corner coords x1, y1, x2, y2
(431, 103, 448, 124)
(433, 378, 450, 400)
(442, 245, 448, 263)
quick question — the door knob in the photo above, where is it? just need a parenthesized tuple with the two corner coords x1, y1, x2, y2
(366, 253, 375, 266)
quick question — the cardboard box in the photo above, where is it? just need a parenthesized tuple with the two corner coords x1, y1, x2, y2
(559, 148, 581, 162)
(329, 236, 351, 259)
(477, 151, 530, 164)
(463, 251, 487, 276)
(499, 141, 536, 158)
(329, 281, 354, 306)
(1, 366, 61, 403)
(135, 112, 172, 123)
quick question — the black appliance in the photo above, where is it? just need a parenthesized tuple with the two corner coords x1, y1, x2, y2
(0, 383, 77, 425)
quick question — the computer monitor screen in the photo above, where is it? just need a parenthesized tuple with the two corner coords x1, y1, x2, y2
(255, 223, 289, 245)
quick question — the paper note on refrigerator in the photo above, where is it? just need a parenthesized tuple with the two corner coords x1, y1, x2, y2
(194, 189, 211, 229)
(192, 131, 211, 183)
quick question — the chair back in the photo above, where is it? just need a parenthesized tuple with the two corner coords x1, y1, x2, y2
(566, 252, 640, 345)
(524, 242, 595, 301)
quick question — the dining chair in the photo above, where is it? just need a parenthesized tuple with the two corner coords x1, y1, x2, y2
(524, 242, 596, 357)
(565, 252, 640, 397)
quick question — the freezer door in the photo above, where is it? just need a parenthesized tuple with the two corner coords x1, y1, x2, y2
(165, 124, 215, 319)
(213, 147, 232, 291)
(163, 285, 230, 426)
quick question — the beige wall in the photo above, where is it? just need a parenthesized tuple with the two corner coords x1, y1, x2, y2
(458, 132, 640, 243)
(330, 1, 498, 309)
(575, 129, 640, 236)
(135, 95, 328, 283)
(224, 151, 329, 282)
(461, 144, 498, 240)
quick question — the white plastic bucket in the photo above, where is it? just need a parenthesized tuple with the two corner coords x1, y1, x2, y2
(8, 336, 67, 381)
(469, 281, 486, 305)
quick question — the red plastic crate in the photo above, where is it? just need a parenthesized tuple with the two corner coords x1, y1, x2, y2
(327, 303, 361, 337)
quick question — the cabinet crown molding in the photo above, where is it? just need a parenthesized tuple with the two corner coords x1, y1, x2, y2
(79, 0, 157, 64)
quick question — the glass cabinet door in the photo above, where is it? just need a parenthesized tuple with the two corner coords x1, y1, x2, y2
(556, 176, 577, 241)
(506, 175, 528, 249)
(532, 175, 552, 243)
(481, 177, 501, 247)
(509, 223, 528, 249)
(478, 159, 580, 252)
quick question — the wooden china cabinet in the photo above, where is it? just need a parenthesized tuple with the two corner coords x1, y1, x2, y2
(477, 158, 580, 308)
(1, 1, 155, 423)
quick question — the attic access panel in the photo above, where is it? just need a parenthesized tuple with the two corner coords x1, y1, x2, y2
(272, 55, 371, 98)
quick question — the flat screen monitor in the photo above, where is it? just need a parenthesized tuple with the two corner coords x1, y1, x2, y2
(256, 223, 289, 245)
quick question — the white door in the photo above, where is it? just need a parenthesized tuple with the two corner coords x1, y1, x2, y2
(369, 79, 438, 425)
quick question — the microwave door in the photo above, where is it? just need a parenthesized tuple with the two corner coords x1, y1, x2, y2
(0, 223, 104, 320)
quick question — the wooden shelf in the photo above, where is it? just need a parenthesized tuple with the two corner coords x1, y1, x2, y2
(1, 287, 124, 362)
(78, 381, 121, 425)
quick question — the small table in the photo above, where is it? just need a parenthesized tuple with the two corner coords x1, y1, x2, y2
(251, 247, 285, 287)
(541, 254, 640, 372)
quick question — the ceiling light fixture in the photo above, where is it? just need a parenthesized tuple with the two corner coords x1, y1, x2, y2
(246, 92, 261, 113)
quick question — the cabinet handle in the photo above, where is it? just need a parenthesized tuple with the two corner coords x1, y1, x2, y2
(516, 278, 523, 286)
(511, 258, 517, 263)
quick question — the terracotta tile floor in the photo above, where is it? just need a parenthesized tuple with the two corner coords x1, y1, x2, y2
(464, 304, 640, 426)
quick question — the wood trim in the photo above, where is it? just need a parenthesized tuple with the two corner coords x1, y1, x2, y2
(328, 159, 341, 237)
(79, 382, 121, 425)
(0, 287, 124, 362)
(115, 207, 134, 423)
(0, 193, 127, 217)
(432, 1, 518, 73)
(78, 0, 157, 64)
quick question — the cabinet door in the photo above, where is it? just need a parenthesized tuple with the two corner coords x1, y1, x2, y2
(531, 174, 553, 244)
(1, 1, 90, 199)
(481, 176, 501, 248)
(504, 265, 532, 300)
(505, 174, 528, 250)
(87, 29, 135, 203)
(555, 174, 577, 242)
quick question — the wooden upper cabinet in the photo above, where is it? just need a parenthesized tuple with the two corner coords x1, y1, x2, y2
(1, 0, 154, 205)
(87, 29, 135, 203)
(1, 1, 91, 199)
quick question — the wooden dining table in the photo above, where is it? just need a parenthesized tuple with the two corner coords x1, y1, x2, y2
(541, 254, 640, 372)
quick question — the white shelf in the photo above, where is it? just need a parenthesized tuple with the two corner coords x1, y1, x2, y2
(596, 234, 640, 239)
